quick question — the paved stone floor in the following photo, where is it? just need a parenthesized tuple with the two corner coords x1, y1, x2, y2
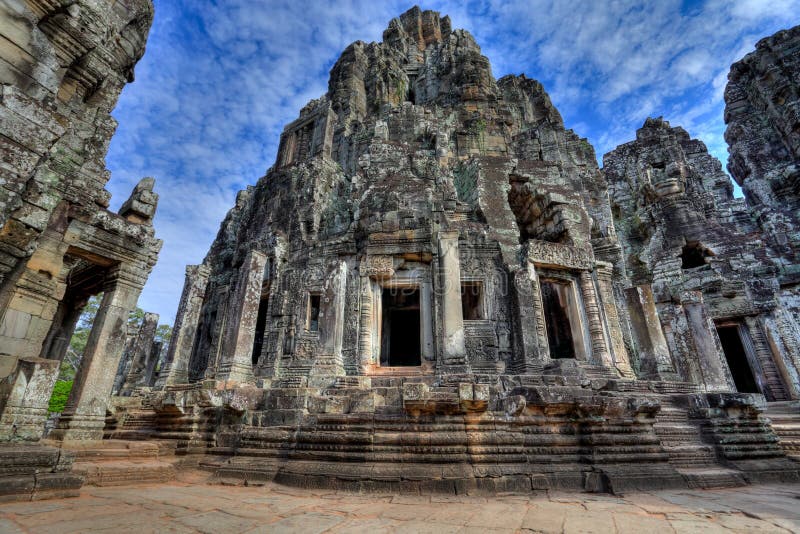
(0, 475, 798, 533)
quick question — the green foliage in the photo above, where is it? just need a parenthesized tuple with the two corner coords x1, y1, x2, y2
(128, 306, 146, 331)
(48, 380, 73, 413)
(58, 294, 102, 381)
(155, 323, 172, 345)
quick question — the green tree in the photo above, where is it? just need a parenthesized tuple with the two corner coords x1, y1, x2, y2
(48, 380, 73, 413)
(128, 306, 146, 331)
(50, 297, 173, 410)
(58, 294, 102, 381)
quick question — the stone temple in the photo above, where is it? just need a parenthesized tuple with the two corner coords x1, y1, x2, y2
(1, 4, 800, 500)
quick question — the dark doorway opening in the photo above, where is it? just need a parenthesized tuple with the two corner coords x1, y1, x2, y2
(251, 292, 270, 365)
(307, 293, 321, 332)
(461, 281, 484, 320)
(716, 325, 760, 393)
(380, 287, 421, 366)
(540, 280, 576, 359)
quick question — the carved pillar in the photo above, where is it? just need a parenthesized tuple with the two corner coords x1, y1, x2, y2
(112, 333, 136, 395)
(594, 263, 634, 377)
(119, 312, 159, 395)
(202, 286, 229, 381)
(528, 265, 551, 361)
(358, 276, 376, 372)
(759, 311, 800, 400)
(157, 264, 210, 387)
(0, 357, 60, 441)
(437, 231, 467, 367)
(310, 261, 348, 381)
(680, 291, 734, 392)
(50, 265, 144, 441)
(215, 250, 267, 385)
(625, 285, 676, 380)
(511, 265, 547, 373)
(578, 270, 612, 367)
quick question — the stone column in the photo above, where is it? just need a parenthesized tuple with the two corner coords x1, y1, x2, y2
(203, 287, 230, 381)
(357, 276, 377, 372)
(310, 261, 347, 382)
(437, 231, 466, 367)
(111, 335, 136, 395)
(215, 250, 267, 385)
(119, 312, 159, 395)
(594, 263, 634, 377)
(0, 357, 60, 441)
(625, 285, 676, 380)
(50, 265, 144, 441)
(511, 265, 547, 373)
(578, 270, 613, 367)
(157, 264, 210, 387)
(681, 291, 734, 392)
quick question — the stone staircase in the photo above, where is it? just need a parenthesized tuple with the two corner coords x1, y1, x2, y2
(581, 365, 621, 381)
(61, 440, 177, 487)
(106, 409, 158, 440)
(762, 401, 800, 461)
(654, 399, 747, 489)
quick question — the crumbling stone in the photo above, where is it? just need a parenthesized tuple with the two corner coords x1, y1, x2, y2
(0, 0, 159, 501)
(126, 11, 800, 494)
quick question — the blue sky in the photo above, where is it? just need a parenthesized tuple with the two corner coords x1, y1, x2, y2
(104, 0, 800, 324)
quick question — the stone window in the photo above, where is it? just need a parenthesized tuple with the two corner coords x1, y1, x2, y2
(460, 280, 484, 320)
(380, 286, 421, 367)
(306, 293, 321, 333)
(681, 242, 712, 269)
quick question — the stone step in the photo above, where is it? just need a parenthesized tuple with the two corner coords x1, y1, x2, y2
(71, 460, 176, 487)
(61, 439, 168, 461)
(763, 401, 800, 460)
(678, 468, 748, 489)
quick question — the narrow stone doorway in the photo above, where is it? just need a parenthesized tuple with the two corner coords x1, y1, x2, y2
(540, 280, 576, 359)
(380, 286, 421, 366)
(251, 264, 272, 366)
(715, 324, 760, 393)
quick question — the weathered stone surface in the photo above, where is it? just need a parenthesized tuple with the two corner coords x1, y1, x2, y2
(604, 117, 798, 402)
(118, 312, 161, 395)
(105, 11, 798, 495)
(3, 4, 800, 499)
(0, 0, 160, 500)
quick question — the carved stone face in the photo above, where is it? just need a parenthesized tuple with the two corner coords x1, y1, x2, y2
(648, 155, 685, 198)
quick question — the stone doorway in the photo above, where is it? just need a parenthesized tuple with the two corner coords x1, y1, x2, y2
(251, 262, 272, 366)
(39, 256, 108, 365)
(380, 286, 421, 367)
(715, 323, 760, 394)
(540, 280, 579, 359)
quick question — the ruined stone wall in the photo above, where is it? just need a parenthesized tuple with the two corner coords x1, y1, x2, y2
(604, 117, 799, 399)
(0, 0, 161, 442)
(126, 10, 800, 495)
(179, 7, 633, 386)
(725, 25, 800, 280)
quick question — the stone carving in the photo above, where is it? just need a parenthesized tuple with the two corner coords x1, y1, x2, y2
(0, 0, 160, 501)
(2, 4, 800, 499)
